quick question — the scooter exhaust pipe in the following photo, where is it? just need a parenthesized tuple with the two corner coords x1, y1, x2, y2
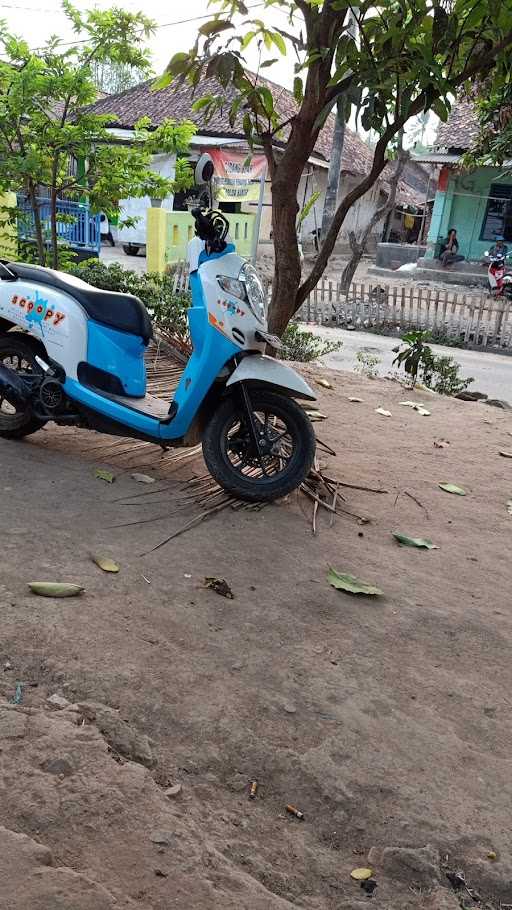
(0, 364, 32, 410)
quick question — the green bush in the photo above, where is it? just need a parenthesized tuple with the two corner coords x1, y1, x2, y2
(393, 330, 473, 396)
(280, 323, 342, 362)
(355, 349, 381, 378)
(69, 259, 191, 343)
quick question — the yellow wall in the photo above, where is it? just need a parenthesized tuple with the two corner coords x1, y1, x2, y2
(147, 208, 255, 274)
(0, 193, 17, 260)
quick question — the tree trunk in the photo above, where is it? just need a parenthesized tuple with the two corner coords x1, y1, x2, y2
(50, 189, 59, 269)
(27, 183, 46, 265)
(341, 233, 364, 291)
(267, 182, 302, 336)
(340, 148, 409, 293)
(320, 103, 345, 241)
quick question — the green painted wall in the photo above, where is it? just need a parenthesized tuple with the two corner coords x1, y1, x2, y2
(427, 167, 512, 261)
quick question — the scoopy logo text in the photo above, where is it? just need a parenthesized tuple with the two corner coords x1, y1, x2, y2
(10, 291, 66, 328)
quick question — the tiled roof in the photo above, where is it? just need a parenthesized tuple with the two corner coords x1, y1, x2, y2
(435, 100, 479, 151)
(88, 73, 376, 176)
(88, 72, 427, 206)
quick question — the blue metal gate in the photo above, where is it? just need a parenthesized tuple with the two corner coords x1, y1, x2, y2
(17, 196, 101, 254)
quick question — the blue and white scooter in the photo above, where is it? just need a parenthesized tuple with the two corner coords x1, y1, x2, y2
(0, 209, 316, 501)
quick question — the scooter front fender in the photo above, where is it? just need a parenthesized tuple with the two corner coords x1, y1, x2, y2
(226, 354, 316, 401)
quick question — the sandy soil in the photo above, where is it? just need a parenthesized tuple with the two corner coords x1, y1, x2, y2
(1, 367, 512, 909)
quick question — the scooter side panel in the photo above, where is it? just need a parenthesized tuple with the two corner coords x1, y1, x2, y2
(162, 272, 240, 439)
(0, 280, 87, 378)
(87, 321, 147, 397)
(63, 377, 162, 438)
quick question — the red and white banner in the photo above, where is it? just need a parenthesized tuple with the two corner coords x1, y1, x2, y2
(209, 149, 267, 202)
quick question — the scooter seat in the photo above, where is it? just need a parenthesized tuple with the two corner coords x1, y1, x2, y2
(8, 262, 153, 344)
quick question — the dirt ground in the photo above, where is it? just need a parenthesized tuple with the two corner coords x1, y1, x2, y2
(1, 366, 512, 910)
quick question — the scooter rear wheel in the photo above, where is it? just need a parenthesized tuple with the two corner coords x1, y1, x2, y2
(0, 336, 46, 439)
(202, 389, 316, 502)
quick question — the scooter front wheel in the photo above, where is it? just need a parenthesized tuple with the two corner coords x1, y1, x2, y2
(202, 389, 316, 502)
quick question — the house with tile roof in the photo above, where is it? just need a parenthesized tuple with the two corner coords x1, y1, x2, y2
(88, 73, 428, 260)
(414, 99, 512, 271)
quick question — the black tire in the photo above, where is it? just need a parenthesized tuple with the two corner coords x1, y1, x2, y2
(0, 335, 46, 439)
(202, 389, 316, 502)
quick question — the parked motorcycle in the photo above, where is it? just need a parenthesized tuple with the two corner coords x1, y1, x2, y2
(485, 249, 512, 298)
(0, 208, 316, 501)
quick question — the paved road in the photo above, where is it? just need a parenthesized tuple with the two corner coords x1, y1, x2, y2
(306, 325, 512, 401)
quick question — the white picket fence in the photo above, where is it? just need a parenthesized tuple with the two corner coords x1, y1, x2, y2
(167, 262, 512, 351)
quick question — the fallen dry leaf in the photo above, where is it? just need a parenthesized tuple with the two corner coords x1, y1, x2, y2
(28, 582, 84, 598)
(204, 577, 234, 599)
(315, 377, 333, 389)
(439, 483, 466, 496)
(328, 568, 383, 596)
(350, 868, 373, 881)
(506, 501, 512, 516)
(95, 468, 115, 484)
(348, 396, 364, 403)
(131, 473, 155, 484)
(92, 554, 120, 574)
(393, 533, 439, 550)
(434, 439, 450, 448)
(305, 409, 327, 421)
(499, 451, 512, 458)
(375, 407, 392, 418)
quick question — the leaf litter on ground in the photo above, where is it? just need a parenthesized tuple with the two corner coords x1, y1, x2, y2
(499, 451, 512, 458)
(375, 407, 392, 418)
(95, 468, 115, 484)
(507, 500, 512, 516)
(305, 409, 327, 421)
(438, 483, 466, 496)
(28, 582, 84, 598)
(348, 397, 364, 403)
(327, 568, 383, 597)
(393, 533, 439, 550)
(350, 868, 373, 881)
(399, 401, 430, 416)
(131, 473, 156, 483)
(434, 439, 450, 448)
(204, 577, 234, 599)
(315, 377, 333, 389)
(92, 554, 120, 573)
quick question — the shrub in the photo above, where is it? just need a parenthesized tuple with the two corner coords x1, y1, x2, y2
(355, 349, 381, 378)
(69, 259, 191, 344)
(280, 323, 342, 362)
(393, 330, 473, 396)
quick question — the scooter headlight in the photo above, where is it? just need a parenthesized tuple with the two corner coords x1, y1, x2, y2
(217, 264, 267, 324)
(239, 263, 266, 324)
(217, 275, 246, 300)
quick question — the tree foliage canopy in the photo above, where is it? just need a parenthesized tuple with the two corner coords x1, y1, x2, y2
(159, 0, 512, 334)
(0, 2, 195, 266)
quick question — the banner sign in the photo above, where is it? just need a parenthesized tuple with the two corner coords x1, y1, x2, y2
(209, 149, 266, 203)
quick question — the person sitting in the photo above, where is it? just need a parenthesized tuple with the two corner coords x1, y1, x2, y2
(487, 235, 509, 260)
(439, 228, 465, 268)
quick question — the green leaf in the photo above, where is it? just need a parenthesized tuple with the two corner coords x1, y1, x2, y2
(270, 31, 286, 55)
(327, 568, 383, 597)
(293, 76, 303, 104)
(198, 19, 234, 37)
(393, 533, 439, 550)
(92, 554, 120, 573)
(240, 30, 257, 50)
(95, 468, 115, 483)
(438, 483, 466, 496)
(259, 58, 279, 68)
(28, 582, 84, 598)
